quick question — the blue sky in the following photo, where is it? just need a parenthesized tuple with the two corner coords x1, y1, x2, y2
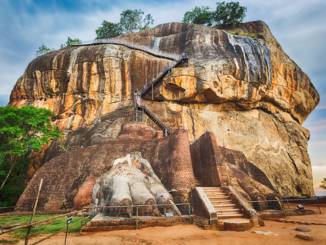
(0, 0, 325, 189)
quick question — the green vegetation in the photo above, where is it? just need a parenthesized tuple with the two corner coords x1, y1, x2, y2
(0, 239, 18, 244)
(120, 9, 154, 33)
(36, 44, 52, 56)
(214, 1, 246, 26)
(61, 37, 81, 48)
(96, 21, 122, 39)
(0, 215, 90, 239)
(0, 106, 61, 206)
(321, 178, 326, 189)
(95, 9, 154, 39)
(226, 30, 262, 39)
(183, 1, 246, 27)
(183, 6, 213, 26)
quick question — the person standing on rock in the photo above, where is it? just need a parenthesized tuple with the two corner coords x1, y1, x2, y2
(134, 89, 142, 122)
(134, 89, 142, 108)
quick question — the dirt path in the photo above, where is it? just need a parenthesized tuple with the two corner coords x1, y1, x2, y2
(13, 220, 325, 245)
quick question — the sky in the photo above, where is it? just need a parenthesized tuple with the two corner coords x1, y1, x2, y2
(0, 0, 325, 191)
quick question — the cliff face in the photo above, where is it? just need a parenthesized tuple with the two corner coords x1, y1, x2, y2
(10, 21, 319, 197)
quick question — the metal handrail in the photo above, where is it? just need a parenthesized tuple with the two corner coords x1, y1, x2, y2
(70, 38, 181, 61)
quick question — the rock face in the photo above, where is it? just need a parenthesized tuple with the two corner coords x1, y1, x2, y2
(191, 132, 282, 210)
(16, 123, 197, 211)
(10, 21, 319, 201)
(16, 122, 282, 212)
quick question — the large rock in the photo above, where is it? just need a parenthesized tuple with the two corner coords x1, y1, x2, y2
(191, 132, 282, 210)
(10, 21, 319, 197)
(16, 123, 197, 211)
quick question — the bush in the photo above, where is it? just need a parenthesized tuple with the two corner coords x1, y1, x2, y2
(36, 45, 52, 56)
(61, 37, 81, 48)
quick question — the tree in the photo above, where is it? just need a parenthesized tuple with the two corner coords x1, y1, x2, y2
(183, 6, 213, 26)
(0, 106, 61, 196)
(119, 9, 154, 33)
(95, 9, 154, 39)
(182, 1, 246, 27)
(61, 37, 81, 48)
(96, 21, 122, 39)
(36, 44, 52, 56)
(213, 1, 246, 26)
(321, 178, 326, 189)
(141, 13, 154, 31)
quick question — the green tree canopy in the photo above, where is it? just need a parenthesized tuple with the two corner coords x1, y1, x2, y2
(0, 106, 61, 205)
(183, 6, 213, 26)
(96, 21, 122, 39)
(36, 44, 52, 56)
(182, 1, 246, 27)
(95, 9, 154, 39)
(213, 1, 246, 26)
(61, 37, 81, 48)
(120, 9, 154, 32)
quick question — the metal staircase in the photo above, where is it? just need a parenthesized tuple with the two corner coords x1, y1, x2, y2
(133, 54, 188, 137)
(140, 55, 188, 97)
(135, 105, 170, 136)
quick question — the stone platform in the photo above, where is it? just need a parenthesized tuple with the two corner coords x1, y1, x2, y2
(82, 214, 193, 232)
(194, 216, 253, 231)
(218, 218, 253, 231)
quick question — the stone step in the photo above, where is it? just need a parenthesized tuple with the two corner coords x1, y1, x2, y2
(203, 189, 224, 193)
(206, 193, 229, 199)
(202, 188, 224, 191)
(205, 191, 227, 195)
(214, 203, 237, 208)
(205, 192, 225, 195)
(219, 218, 253, 231)
(208, 195, 231, 201)
(218, 213, 243, 219)
(217, 212, 242, 216)
(212, 202, 235, 208)
(209, 198, 233, 205)
(215, 208, 241, 213)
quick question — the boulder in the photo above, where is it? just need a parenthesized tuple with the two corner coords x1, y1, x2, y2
(295, 232, 313, 241)
(295, 226, 311, 232)
(10, 21, 319, 199)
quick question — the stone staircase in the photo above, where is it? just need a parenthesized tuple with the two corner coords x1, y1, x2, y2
(201, 187, 253, 231)
(203, 187, 243, 219)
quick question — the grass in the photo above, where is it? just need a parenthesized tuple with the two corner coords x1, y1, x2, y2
(0, 239, 19, 244)
(0, 214, 90, 240)
(226, 30, 263, 40)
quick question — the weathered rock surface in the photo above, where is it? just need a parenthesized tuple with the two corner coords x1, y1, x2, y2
(191, 132, 282, 210)
(10, 21, 319, 198)
(16, 123, 197, 210)
(16, 122, 282, 212)
(93, 151, 180, 216)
